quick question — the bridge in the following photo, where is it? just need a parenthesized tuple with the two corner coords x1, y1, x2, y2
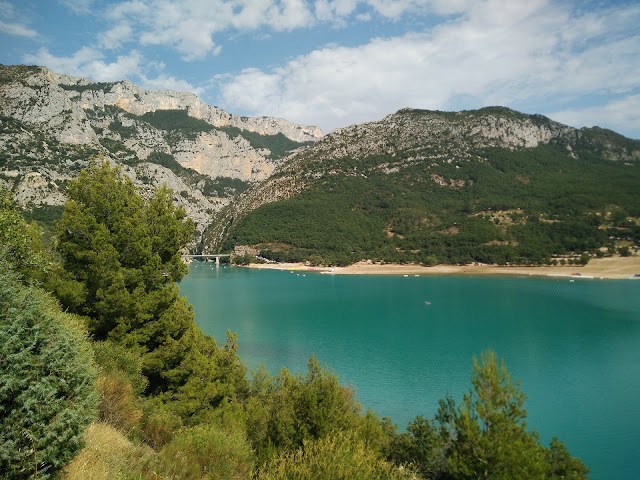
(182, 254, 231, 266)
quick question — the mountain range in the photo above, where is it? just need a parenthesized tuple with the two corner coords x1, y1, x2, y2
(0, 64, 321, 244)
(1, 64, 639, 264)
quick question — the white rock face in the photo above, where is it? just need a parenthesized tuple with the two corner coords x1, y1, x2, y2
(62, 76, 322, 142)
(313, 108, 578, 163)
(13, 171, 67, 208)
(0, 64, 325, 248)
(174, 131, 275, 181)
(0, 65, 323, 179)
(2, 76, 97, 145)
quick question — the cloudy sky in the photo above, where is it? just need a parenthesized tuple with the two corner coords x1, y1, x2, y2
(1, 0, 639, 138)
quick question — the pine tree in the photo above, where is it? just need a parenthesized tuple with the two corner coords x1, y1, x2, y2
(54, 161, 246, 418)
(448, 350, 550, 480)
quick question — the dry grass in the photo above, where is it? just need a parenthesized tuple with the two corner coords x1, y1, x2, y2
(62, 423, 154, 480)
(98, 374, 143, 433)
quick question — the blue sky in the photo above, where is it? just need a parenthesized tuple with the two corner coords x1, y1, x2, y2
(1, 0, 639, 138)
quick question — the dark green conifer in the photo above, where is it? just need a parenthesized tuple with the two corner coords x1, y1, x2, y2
(0, 264, 97, 479)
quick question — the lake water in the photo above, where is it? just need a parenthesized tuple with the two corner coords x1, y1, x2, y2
(180, 264, 640, 480)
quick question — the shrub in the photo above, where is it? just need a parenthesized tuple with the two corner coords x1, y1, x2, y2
(258, 431, 409, 480)
(62, 423, 143, 480)
(96, 374, 143, 434)
(155, 424, 255, 479)
(0, 265, 97, 479)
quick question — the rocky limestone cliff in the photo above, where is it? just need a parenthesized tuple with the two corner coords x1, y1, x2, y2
(309, 107, 579, 164)
(172, 130, 275, 181)
(59, 74, 322, 143)
(0, 64, 323, 248)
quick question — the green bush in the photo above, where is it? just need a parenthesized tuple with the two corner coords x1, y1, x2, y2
(259, 431, 409, 480)
(156, 424, 255, 479)
(218, 126, 312, 158)
(140, 400, 183, 450)
(138, 109, 214, 139)
(245, 357, 362, 464)
(0, 265, 97, 479)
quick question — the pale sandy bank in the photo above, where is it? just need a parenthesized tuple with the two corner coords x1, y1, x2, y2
(247, 256, 640, 280)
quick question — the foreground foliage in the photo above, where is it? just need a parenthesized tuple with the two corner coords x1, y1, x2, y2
(245, 356, 363, 464)
(0, 264, 97, 479)
(1, 167, 588, 479)
(54, 161, 247, 420)
(259, 431, 409, 480)
(386, 350, 589, 480)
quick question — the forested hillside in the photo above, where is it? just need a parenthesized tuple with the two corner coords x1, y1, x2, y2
(217, 108, 640, 266)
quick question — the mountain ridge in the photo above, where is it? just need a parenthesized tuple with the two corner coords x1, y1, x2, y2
(0, 64, 322, 246)
(1, 64, 639, 262)
(207, 107, 640, 264)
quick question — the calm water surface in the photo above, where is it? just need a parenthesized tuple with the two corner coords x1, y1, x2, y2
(180, 264, 640, 480)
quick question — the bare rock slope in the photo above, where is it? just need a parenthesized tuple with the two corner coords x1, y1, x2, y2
(0, 64, 323, 247)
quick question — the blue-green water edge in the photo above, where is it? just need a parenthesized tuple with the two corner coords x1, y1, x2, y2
(180, 265, 640, 480)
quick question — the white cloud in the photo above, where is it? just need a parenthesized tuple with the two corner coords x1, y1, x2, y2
(58, 0, 95, 15)
(23, 47, 144, 81)
(23, 47, 102, 76)
(0, 0, 37, 37)
(0, 20, 37, 38)
(102, 0, 469, 61)
(215, 0, 640, 132)
(140, 74, 204, 95)
(83, 51, 144, 81)
(366, 0, 430, 18)
(314, 0, 359, 22)
(98, 22, 133, 49)
(548, 95, 640, 140)
(21, 46, 203, 97)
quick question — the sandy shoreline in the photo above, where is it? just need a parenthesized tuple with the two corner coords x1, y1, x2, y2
(247, 255, 640, 280)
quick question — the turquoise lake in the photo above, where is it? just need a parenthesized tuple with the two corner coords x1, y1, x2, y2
(180, 264, 640, 480)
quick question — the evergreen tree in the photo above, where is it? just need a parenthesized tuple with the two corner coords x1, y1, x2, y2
(546, 437, 590, 479)
(386, 352, 588, 480)
(448, 351, 554, 480)
(245, 355, 362, 464)
(55, 161, 246, 418)
(0, 263, 97, 479)
(0, 186, 49, 279)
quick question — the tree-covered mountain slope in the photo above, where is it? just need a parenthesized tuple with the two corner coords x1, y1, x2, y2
(209, 107, 640, 265)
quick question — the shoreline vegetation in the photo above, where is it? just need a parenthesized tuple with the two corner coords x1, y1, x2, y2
(246, 255, 640, 280)
(2, 164, 592, 479)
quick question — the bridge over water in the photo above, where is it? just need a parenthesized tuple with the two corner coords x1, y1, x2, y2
(182, 254, 231, 266)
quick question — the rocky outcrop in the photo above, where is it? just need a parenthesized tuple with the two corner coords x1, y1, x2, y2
(0, 64, 323, 249)
(173, 130, 275, 182)
(1, 72, 98, 145)
(308, 107, 579, 164)
(58, 75, 322, 143)
(0, 65, 322, 183)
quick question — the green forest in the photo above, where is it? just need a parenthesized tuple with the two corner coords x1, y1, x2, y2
(1, 162, 589, 479)
(223, 142, 640, 266)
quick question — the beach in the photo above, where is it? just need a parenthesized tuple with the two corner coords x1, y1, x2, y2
(247, 255, 640, 279)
